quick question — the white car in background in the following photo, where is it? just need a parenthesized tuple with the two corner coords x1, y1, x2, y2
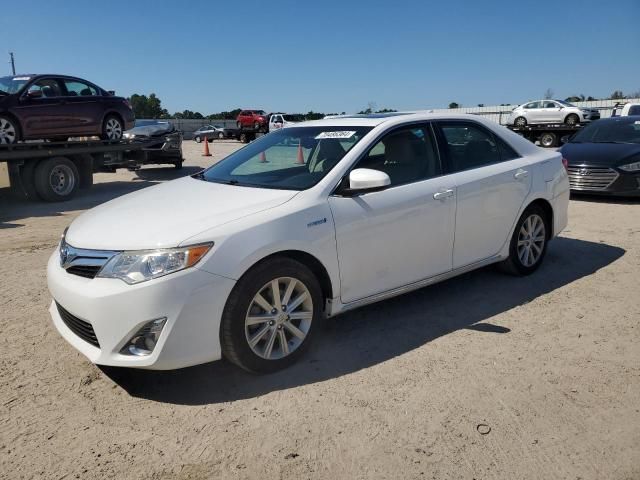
(611, 103, 640, 117)
(508, 100, 600, 127)
(268, 113, 304, 132)
(47, 113, 569, 373)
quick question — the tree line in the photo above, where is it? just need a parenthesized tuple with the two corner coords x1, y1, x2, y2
(127, 90, 640, 120)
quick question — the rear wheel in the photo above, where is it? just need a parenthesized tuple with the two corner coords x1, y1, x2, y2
(34, 157, 79, 202)
(0, 115, 19, 144)
(564, 113, 579, 126)
(514, 116, 527, 127)
(194, 135, 202, 143)
(499, 205, 549, 276)
(218, 131, 224, 139)
(221, 257, 322, 373)
(539, 132, 557, 148)
(101, 115, 124, 140)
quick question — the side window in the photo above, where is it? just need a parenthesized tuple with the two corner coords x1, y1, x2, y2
(439, 122, 502, 172)
(352, 125, 441, 186)
(524, 101, 542, 109)
(495, 137, 520, 161)
(543, 101, 557, 108)
(628, 105, 640, 115)
(27, 78, 63, 98)
(63, 80, 97, 97)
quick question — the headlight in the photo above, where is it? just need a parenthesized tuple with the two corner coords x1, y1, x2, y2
(619, 162, 640, 172)
(123, 132, 135, 139)
(97, 243, 213, 284)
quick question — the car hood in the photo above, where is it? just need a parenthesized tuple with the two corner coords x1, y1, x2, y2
(66, 177, 299, 250)
(561, 142, 640, 167)
(125, 123, 175, 137)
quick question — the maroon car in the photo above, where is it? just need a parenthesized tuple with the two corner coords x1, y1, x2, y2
(0, 74, 135, 144)
(236, 109, 268, 132)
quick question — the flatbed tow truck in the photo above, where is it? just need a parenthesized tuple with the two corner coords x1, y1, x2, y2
(506, 123, 584, 148)
(0, 138, 175, 202)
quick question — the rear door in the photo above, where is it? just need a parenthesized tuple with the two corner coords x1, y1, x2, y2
(59, 78, 103, 135)
(434, 120, 532, 268)
(12, 77, 70, 137)
(542, 101, 562, 123)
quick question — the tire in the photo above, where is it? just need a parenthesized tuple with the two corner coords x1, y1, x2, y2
(218, 132, 224, 139)
(194, 136, 202, 143)
(239, 132, 248, 143)
(101, 115, 124, 140)
(33, 157, 79, 202)
(499, 205, 549, 276)
(564, 113, 579, 126)
(0, 115, 20, 144)
(514, 116, 527, 127)
(19, 161, 39, 200)
(221, 257, 323, 373)
(539, 132, 557, 148)
(173, 160, 183, 170)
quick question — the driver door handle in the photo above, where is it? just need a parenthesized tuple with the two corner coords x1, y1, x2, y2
(433, 189, 454, 200)
(514, 169, 529, 180)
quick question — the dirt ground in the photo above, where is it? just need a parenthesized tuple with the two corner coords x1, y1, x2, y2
(0, 139, 639, 480)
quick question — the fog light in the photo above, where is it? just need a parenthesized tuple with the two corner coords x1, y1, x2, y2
(121, 317, 167, 356)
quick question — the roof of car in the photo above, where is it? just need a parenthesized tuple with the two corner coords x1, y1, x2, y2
(301, 112, 496, 127)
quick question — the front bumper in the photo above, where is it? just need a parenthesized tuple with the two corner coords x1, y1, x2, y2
(47, 250, 236, 369)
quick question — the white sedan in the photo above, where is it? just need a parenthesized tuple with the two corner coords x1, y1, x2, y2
(47, 113, 569, 372)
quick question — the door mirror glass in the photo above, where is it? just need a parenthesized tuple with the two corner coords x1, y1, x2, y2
(27, 89, 42, 98)
(348, 168, 391, 193)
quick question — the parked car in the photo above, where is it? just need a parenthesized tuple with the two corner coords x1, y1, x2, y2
(47, 113, 568, 372)
(508, 100, 600, 127)
(268, 113, 305, 132)
(560, 116, 640, 196)
(123, 120, 183, 168)
(0, 74, 135, 144)
(192, 124, 225, 142)
(236, 110, 268, 131)
(611, 102, 640, 117)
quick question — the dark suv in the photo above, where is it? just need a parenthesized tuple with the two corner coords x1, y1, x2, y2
(236, 109, 268, 131)
(0, 74, 135, 144)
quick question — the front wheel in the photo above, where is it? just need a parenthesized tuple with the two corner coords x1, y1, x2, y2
(565, 113, 579, 126)
(101, 115, 124, 140)
(0, 115, 20, 144)
(514, 116, 527, 127)
(499, 205, 549, 276)
(218, 131, 224, 139)
(221, 257, 323, 373)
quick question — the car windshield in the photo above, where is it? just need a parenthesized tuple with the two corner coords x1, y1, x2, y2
(283, 114, 304, 122)
(256, 110, 266, 115)
(0, 75, 31, 94)
(197, 126, 373, 190)
(570, 118, 640, 144)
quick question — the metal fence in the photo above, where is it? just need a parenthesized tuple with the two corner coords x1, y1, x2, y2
(143, 98, 639, 137)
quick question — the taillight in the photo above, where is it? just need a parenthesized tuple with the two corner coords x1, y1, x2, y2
(562, 157, 569, 171)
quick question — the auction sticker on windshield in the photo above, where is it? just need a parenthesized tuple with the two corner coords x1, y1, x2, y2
(315, 131, 356, 139)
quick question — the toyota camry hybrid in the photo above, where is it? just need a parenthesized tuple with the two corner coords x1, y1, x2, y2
(47, 113, 569, 373)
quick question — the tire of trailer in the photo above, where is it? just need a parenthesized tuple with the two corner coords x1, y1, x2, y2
(539, 132, 557, 148)
(564, 114, 579, 126)
(34, 156, 80, 202)
(19, 161, 39, 200)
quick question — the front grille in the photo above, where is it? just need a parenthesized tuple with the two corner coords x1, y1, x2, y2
(56, 302, 100, 348)
(66, 265, 101, 279)
(567, 166, 618, 191)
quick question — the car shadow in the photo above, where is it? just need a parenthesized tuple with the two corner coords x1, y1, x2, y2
(101, 236, 624, 405)
(0, 166, 202, 228)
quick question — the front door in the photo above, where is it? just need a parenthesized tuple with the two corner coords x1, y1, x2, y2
(435, 121, 532, 269)
(13, 77, 72, 137)
(329, 124, 456, 304)
(541, 100, 562, 123)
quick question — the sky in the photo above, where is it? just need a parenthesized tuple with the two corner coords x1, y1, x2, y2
(1, 0, 638, 114)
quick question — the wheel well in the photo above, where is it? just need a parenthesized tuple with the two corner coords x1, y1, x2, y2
(527, 199, 554, 239)
(251, 250, 333, 303)
(102, 111, 124, 127)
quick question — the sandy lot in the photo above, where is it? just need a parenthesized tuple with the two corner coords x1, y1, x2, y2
(0, 139, 639, 480)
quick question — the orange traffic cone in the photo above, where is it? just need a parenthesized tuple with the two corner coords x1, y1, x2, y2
(202, 136, 212, 157)
(259, 151, 268, 163)
(296, 140, 305, 164)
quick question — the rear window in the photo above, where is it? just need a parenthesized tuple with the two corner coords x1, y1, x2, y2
(628, 105, 640, 116)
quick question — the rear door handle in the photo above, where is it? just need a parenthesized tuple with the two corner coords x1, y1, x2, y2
(514, 169, 529, 180)
(433, 189, 454, 200)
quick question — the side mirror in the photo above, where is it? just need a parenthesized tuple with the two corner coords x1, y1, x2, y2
(107, 90, 115, 95)
(344, 168, 390, 195)
(26, 90, 42, 99)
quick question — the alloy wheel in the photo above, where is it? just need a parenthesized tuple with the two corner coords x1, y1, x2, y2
(244, 277, 313, 360)
(0, 117, 17, 144)
(517, 214, 545, 267)
(105, 118, 123, 139)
